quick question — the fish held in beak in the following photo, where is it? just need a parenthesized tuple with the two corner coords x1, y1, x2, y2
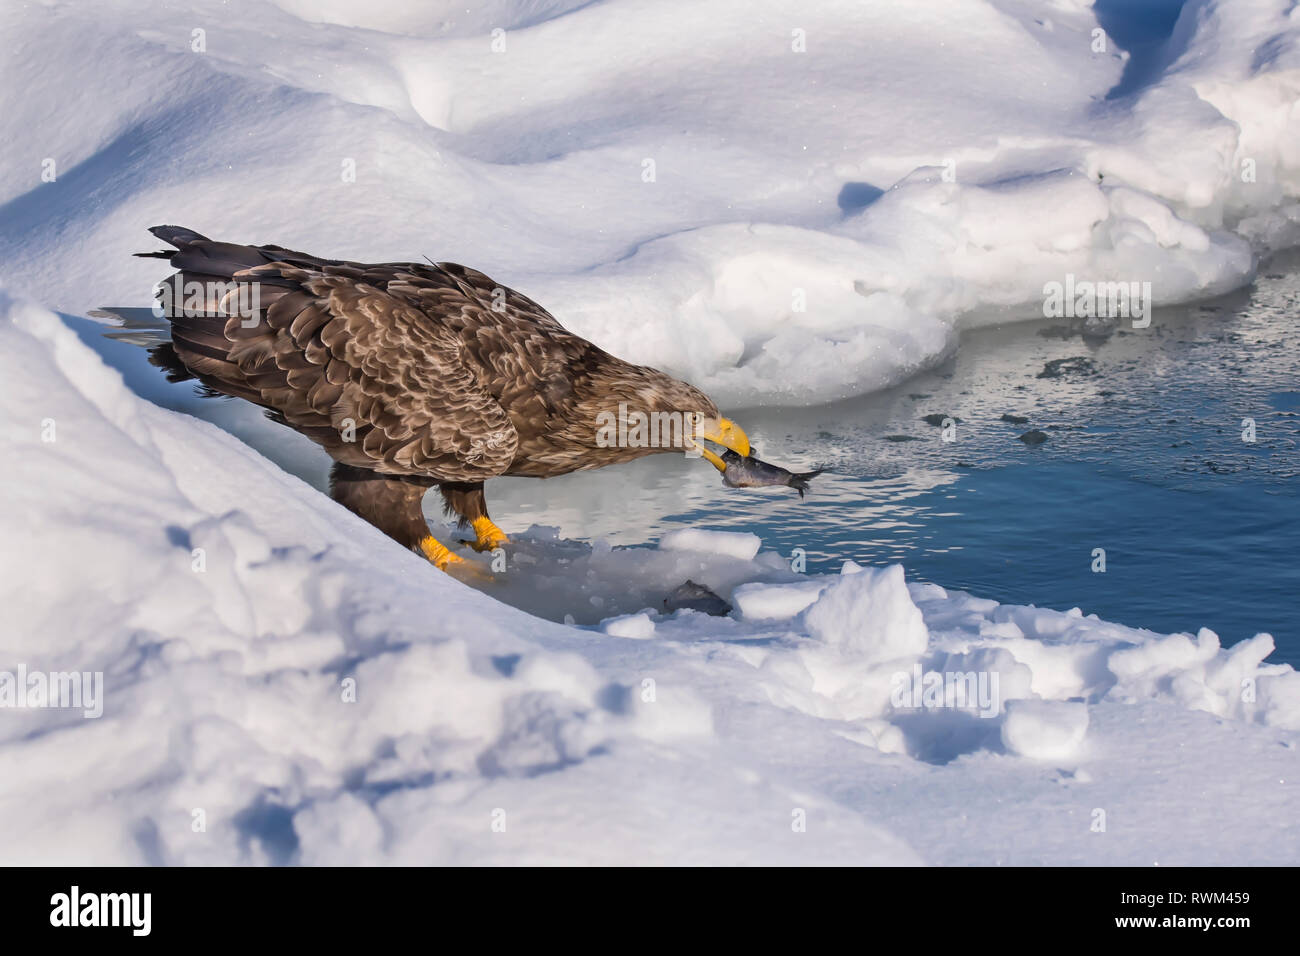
(719, 449, 823, 498)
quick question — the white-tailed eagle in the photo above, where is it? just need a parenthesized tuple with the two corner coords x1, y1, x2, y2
(138, 226, 751, 570)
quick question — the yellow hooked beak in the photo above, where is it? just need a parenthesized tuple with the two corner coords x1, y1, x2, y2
(689, 416, 751, 473)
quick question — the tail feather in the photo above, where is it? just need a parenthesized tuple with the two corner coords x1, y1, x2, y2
(141, 226, 270, 279)
(133, 225, 210, 260)
(147, 224, 211, 247)
(115, 226, 273, 402)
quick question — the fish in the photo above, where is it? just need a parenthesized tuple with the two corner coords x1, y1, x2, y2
(719, 449, 823, 498)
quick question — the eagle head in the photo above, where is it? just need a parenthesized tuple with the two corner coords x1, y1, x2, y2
(586, 365, 750, 472)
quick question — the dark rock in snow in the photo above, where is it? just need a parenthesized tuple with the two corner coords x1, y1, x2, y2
(664, 580, 732, 617)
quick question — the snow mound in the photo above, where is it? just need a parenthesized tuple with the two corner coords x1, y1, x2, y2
(1108, 628, 1300, 728)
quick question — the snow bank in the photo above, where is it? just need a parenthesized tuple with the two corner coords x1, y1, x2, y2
(4, 296, 1298, 865)
(2, 0, 1299, 405)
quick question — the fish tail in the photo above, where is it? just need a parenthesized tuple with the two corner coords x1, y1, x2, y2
(786, 468, 823, 497)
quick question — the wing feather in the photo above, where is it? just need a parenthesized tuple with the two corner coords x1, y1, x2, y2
(141, 227, 634, 481)
(159, 252, 519, 481)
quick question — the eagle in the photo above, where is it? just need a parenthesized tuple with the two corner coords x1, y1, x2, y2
(136, 226, 751, 570)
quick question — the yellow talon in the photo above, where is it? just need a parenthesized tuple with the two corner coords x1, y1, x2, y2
(470, 516, 510, 552)
(419, 535, 464, 570)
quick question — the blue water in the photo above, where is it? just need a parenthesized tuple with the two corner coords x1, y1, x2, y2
(490, 256, 1300, 665)
(707, 463, 1299, 663)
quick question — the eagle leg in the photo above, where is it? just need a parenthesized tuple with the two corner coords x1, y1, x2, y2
(469, 517, 509, 552)
(438, 482, 510, 552)
(330, 463, 462, 569)
(418, 535, 465, 570)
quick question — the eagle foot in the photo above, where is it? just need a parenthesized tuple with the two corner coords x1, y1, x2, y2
(419, 535, 464, 570)
(469, 517, 510, 552)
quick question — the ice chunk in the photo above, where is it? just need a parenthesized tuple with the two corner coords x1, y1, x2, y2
(803, 564, 928, 665)
(658, 529, 761, 561)
(731, 580, 828, 621)
(600, 611, 657, 639)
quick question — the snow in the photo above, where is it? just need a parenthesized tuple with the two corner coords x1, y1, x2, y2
(2, 0, 1299, 406)
(3, 294, 1299, 864)
(2, 0, 1300, 865)
(1002, 701, 1091, 762)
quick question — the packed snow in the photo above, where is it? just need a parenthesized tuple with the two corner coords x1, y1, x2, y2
(2, 0, 1299, 864)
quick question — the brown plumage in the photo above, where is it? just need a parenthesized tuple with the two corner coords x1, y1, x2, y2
(137, 226, 748, 563)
